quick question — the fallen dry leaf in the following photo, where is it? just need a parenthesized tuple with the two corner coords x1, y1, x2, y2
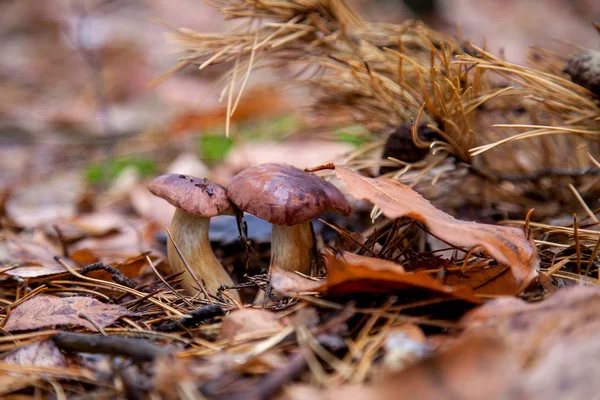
(514, 337, 600, 400)
(4, 295, 133, 332)
(336, 167, 539, 293)
(323, 251, 481, 304)
(270, 251, 480, 303)
(5, 234, 76, 277)
(5, 172, 86, 229)
(270, 265, 323, 296)
(461, 286, 600, 349)
(68, 219, 153, 265)
(456, 286, 600, 399)
(1, 340, 67, 367)
(443, 263, 524, 296)
(219, 308, 283, 341)
(167, 86, 291, 136)
(381, 323, 431, 375)
(281, 334, 517, 400)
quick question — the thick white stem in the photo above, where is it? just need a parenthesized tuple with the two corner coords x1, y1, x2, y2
(167, 208, 238, 300)
(270, 221, 314, 274)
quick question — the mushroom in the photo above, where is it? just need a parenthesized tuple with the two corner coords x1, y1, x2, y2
(148, 174, 239, 300)
(227, 163, 351, 276)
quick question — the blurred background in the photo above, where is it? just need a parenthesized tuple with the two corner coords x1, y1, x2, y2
(1, 0, 599, 206)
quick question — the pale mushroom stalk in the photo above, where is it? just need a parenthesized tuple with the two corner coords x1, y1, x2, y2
(270, 222, 314, 274)
(168, 208, 236, 297)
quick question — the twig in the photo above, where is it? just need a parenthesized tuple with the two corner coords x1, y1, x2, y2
(304, 162, 335, 172)
(79, 262, 138, 290)
(78, 313, 108, 336)
(51, 332, 166, 363)
(574, 214, 581, 275)
(154, 304, 225, 332)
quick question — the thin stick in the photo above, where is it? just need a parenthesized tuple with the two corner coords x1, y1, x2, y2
(584, 236, 600, 276)
(574, 214, 581, 275)
(569, 184, 599, 224)
(53, 257, 184, 316)
(225, 55, 241, 137)
(524, 208, 535, 239)
(145, 255, 192, 307)
(52, 332, 165, 363)
(231, 30, 258, 116)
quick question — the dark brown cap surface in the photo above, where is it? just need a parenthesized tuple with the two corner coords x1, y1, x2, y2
(227, 163, 351, 226)
(148, 174, 231, 217)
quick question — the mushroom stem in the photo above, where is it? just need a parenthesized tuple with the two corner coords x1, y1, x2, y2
(270, 221, 314, 274)
(167, 208, 239, 300)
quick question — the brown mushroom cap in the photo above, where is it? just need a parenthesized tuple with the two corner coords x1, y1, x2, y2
(148, 174, 232, 217)
(227, 163, 351, 226)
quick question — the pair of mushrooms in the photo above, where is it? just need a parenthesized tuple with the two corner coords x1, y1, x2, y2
(148, 163, 350, 301)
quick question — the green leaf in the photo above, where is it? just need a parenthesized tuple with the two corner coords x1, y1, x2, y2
(84, 156, 157, 184)
(198, 135, 233, 162)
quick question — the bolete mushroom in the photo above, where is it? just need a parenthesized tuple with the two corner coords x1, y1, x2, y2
(227, 163, 351, 276)
(148, 174, 239, 300)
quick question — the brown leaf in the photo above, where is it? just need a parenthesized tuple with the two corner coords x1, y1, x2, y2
(381, 324, 431, 375)
(336, 167, 539, 293)
(5, 173, 85, 229)
(4, 295, 133, 332)
(6, 234, 76, 277)
(458, 286, 600, 400)
(281, 334, 518, 400)
(270, 265, 323, 296)
(167, 86, 290, 136)
(323, 251, 481, 304)
(461, 286, 600, 348)
(1, 340, 67, 367)
(443, 263, 523, 296)
(68, 219, 154, 265)
(515, 337, 600, 400)
(219, 308, 283, 341)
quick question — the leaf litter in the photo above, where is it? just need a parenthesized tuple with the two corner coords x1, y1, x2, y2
(4, 295, 133, 332)
(1, 0, 600, 398)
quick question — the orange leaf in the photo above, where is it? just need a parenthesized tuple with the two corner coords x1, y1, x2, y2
(335, 167, 539, 293)
(324, 251, 481, 304)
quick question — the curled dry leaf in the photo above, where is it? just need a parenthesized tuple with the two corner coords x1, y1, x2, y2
(324, 251, 481, 304)
(219, 308, 283, 341)
(271, 251, 480, 303)
(4, 295, 133, 332)
(270, 265, 323, 296)
(335, 167, 539, 293)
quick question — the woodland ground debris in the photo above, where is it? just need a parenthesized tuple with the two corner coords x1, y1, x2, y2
(1, 0, 600, 398)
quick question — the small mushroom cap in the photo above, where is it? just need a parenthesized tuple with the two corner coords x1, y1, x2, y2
(227, 163, 351, 226)
(148, 174, 232, 217)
